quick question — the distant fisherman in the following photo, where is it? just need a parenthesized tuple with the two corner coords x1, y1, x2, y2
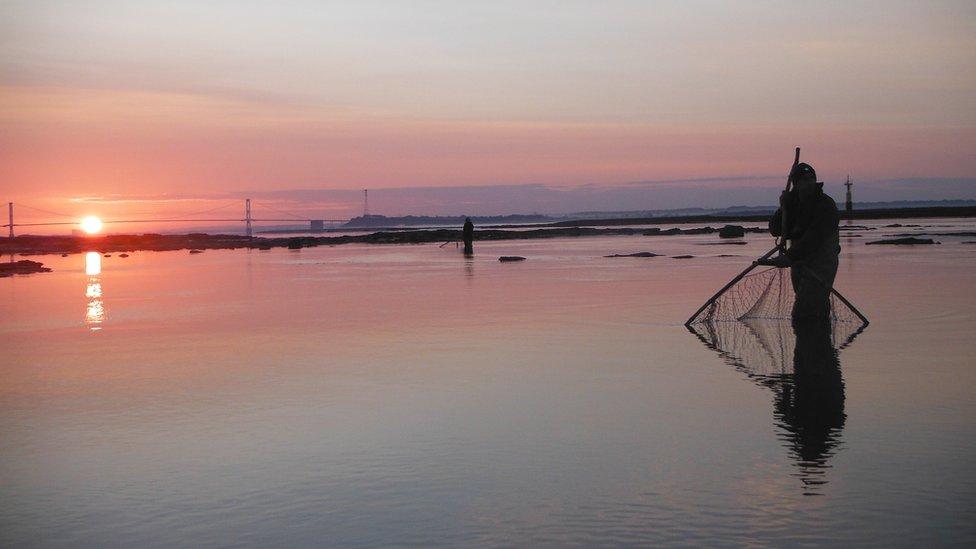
(462, 217, 474, 255)
(767, 162, 841, 321)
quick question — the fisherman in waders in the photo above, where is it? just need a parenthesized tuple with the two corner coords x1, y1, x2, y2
(462, 217, 474, 255)
(766, 163, 841, 322)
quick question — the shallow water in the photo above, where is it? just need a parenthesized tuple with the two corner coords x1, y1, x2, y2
(2, 220, 975, 546)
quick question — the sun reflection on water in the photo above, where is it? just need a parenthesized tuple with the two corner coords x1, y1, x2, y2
(85, 280, 102, 299)
(85, 251, 101, 276)
(84, 252, 105, 330)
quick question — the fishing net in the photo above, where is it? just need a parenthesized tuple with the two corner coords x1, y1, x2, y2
(685, 255, 869, 495)
(688, 314, 864, 381)
(686, 265, 865, 326)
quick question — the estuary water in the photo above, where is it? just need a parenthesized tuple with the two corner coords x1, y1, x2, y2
(2, 220, 975, 546)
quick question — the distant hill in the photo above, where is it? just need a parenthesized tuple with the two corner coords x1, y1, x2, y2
(239, 199, 976, 234)
(563, 199, 976, 220)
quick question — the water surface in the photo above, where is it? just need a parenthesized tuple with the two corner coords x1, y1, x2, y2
(2, 221, 975, 546)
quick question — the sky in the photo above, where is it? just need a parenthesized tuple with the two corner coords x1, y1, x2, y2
(1, 1, 974, 227)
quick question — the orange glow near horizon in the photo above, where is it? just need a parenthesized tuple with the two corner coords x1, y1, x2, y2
(80, 216, 103, 234)
(0, 3, 972, 220)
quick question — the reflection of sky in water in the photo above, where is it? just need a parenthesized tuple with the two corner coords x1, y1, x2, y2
(84, 252, 104, 330)
(2, 228, 975, 546)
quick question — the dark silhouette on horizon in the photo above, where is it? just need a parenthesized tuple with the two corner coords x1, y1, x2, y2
(462, 217, 474, 255)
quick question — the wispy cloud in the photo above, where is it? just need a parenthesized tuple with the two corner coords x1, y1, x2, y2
(68, 194, 228, 204)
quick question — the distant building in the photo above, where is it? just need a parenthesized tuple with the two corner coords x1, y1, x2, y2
(310, 220, 325, 231)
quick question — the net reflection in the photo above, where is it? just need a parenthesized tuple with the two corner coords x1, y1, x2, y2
(688, 317, 866, 495)
(84, 252, 105, 331)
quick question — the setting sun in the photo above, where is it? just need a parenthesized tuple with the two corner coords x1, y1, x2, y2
(80, 215, 103, 234)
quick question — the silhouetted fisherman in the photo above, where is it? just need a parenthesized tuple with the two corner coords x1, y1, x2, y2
(462, 217, 474, 255)
(767, 163, 841, 321)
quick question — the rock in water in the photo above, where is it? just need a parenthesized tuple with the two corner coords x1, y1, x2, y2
(189, 249, 203, 254)
(672, 255, 695, 259)
(499, 256, 526, 262)
(604, 252, 660, 258)
(718, 225, 745, 238)
(0, 260, 52, 277)
(865, 237, 937, 245)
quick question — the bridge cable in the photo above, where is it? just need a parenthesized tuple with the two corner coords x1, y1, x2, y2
(155, 201, 239, 220)
(253, 202, 311, 221)
(16, 204, 77, 219)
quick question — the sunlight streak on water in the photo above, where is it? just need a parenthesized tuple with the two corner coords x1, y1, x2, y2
(84, 252, 104, 330)
(84, 251, 101, 276)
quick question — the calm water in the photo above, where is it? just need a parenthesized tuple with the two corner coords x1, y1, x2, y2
(2, 221, 975, 546)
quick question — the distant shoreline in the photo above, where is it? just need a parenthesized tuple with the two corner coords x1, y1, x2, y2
(2, 205, 973, 257)
(497, 205, 976, 228)
(0, 226, 766, 256)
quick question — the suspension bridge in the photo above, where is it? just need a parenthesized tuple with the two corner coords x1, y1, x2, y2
(2, 199, 350, 237)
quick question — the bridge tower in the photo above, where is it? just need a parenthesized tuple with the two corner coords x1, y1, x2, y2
(245, 198, 252, 237)
(7, 202, 12, 238)
(363, 189, 369, 217)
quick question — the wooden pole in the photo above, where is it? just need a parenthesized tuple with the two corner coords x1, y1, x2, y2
(778, 147, 800, 251)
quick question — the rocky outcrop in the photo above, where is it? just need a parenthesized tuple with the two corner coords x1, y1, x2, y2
(0, 260, 51, 277)
(865, 237, 937, 245)
(718, 225, 745, 238)
(604, 252, 660, 258)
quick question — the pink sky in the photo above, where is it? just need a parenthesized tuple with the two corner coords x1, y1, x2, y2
(1, 1, 974, 226)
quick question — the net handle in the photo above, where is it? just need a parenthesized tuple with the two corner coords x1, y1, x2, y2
(778, 147, 801, 252)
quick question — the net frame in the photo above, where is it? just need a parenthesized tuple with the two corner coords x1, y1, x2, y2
(685, 246, 868, 328)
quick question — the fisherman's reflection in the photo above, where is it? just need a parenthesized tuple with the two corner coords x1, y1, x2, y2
(689, 316, 860, 495)
(774, 319, 845, 493)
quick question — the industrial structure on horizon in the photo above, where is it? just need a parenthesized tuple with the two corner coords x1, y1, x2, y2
(845, 175, 854, 219)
